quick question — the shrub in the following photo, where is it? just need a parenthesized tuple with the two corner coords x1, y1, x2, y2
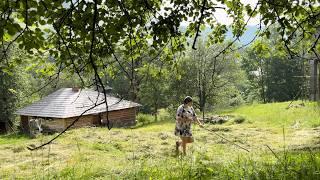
(136, 113, 153, 125)
(229, 95, 245, 107)
(158, 109, 173, 122)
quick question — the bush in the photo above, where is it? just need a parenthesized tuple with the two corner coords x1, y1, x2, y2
(158, 109, 173, 121)
(229, 95, 245, 107)
(167, 104, 177, 117)
(136, 113, 153, 125)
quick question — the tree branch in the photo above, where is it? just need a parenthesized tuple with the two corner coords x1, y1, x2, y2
(192, 0, 206, 50)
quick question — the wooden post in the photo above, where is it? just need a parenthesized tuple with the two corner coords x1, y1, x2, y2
(310, 59, 319, 101)
(20, 115, 30, 134)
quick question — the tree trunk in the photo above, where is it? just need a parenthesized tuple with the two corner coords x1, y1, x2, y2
(202, 104, 205, 122)
(198, 66, 203, 111)
(259, 59, 266, 103)
(154, 101, 158, 122)
(130, 77, 141, 102)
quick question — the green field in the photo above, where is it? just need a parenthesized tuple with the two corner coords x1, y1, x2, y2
(1, 101, 320, 179)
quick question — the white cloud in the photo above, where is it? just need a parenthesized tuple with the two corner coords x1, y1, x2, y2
(214, 0, 260, 26)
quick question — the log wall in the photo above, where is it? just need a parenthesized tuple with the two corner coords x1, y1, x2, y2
(20, 107, 137, 134)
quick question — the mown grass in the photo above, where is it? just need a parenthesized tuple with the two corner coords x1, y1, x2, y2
(1, 101, 320, 179)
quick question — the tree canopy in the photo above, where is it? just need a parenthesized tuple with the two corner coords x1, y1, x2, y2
(1, 0, 319, 88)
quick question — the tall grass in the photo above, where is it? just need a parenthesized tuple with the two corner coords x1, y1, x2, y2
(122, 151, 320, 179)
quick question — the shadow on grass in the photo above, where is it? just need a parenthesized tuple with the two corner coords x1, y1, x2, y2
(0, 133, 30, 145)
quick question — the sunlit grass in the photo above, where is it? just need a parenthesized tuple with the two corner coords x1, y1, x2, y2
(221, 101, 320, 128)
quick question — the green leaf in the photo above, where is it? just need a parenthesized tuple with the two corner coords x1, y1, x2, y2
(8, 88, 17, 94)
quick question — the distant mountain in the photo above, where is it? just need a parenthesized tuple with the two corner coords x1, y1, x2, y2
(226, 26, 259, 45)
(180, 25, 259, 45)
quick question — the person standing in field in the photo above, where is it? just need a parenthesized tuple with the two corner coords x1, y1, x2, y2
(175, 96, 204, 155)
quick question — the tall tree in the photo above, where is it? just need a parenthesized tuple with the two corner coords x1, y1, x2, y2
(242, 40, 270, 103)
(170, 41, 244, 117)
(0, 70, 17, 132)
(138, 63, 170, 118)
(242, 37, 306, 103)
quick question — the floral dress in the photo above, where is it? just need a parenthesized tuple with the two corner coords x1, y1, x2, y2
(174, 104, 197, 137)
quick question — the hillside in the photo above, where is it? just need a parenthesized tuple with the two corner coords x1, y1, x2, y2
(1, 101, 320, 179)
(180, 25, 259, 45)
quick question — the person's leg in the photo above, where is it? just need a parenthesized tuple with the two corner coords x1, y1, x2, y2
(182, 137, 194, 155)
(182, 138, 187, 155)
(176, 140, 181, 153)
(187, 136, 194, 143)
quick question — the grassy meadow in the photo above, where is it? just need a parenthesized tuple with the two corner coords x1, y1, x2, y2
(1, 101, 320, 179)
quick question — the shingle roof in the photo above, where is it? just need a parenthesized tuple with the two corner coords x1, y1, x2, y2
(16, 88, 141, 118)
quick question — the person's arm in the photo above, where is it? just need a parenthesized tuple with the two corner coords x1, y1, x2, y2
(191, 115, 203, 127)
(195, 116, 204, 127)
(191, 107, 204, 127)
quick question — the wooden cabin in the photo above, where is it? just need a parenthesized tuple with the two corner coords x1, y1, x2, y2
(16, 88, 141, 134)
